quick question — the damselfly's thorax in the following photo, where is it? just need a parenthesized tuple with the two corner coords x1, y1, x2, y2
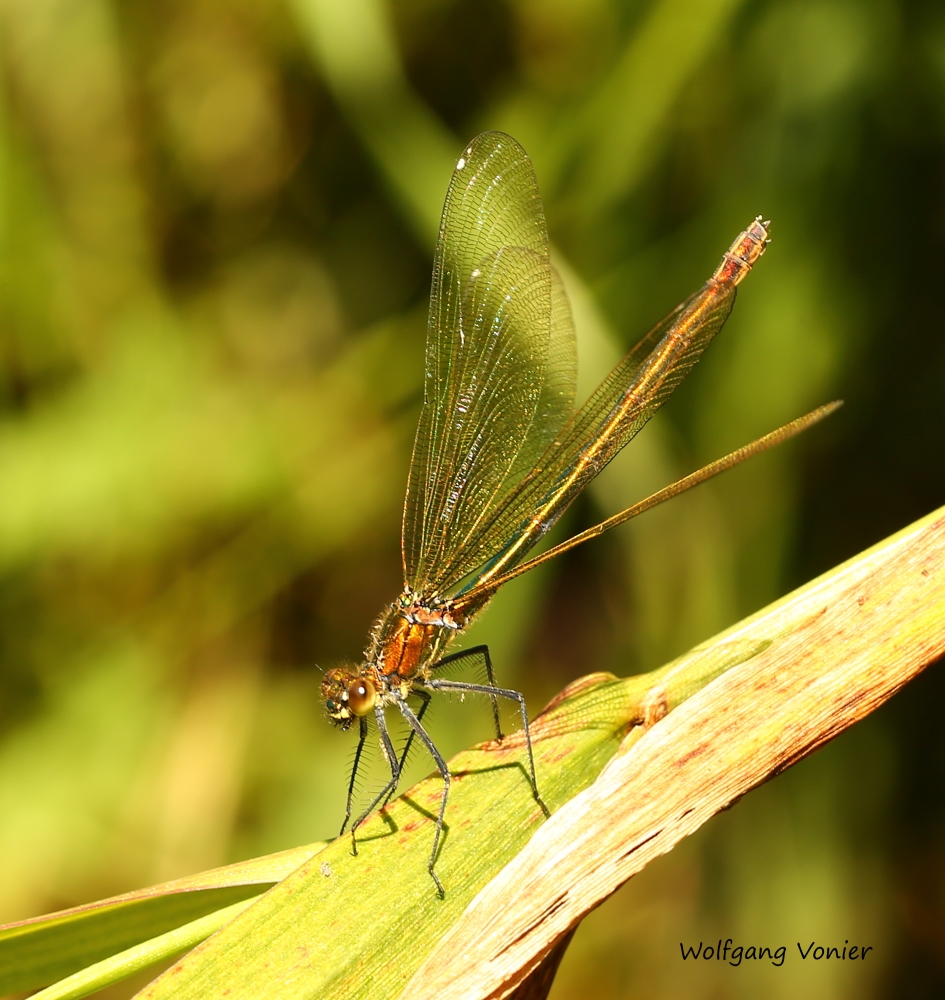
(368, 592, 463, 679)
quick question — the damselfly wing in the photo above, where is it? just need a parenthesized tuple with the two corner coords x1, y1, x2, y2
(321, 132, 839, 895)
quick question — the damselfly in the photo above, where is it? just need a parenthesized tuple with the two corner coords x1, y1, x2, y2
(322, 132, 839, 895)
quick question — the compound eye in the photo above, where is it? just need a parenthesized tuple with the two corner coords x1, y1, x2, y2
(347, 678, 377, 717)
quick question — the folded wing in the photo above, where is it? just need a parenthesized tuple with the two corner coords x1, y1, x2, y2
(403, 132, 577, 595)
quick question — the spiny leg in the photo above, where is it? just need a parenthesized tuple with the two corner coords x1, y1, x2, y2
(392, 692, 450, 897)
(381, 687, 432, 807)
(340, 715, 370, 836)
(349, 704, 401, 857)
(423, 677, 547, 816)
(431, 644, 502, 740)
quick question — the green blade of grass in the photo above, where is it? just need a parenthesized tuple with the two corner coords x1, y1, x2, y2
(27, 898, 260, 1000)
(0, 843, 324, 995)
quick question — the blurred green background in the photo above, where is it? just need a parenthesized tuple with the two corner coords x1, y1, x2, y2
(0, 0, 943, 997)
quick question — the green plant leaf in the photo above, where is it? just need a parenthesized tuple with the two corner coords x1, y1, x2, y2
(0, 843, 324, 995)
(27, 898, 259, 1000)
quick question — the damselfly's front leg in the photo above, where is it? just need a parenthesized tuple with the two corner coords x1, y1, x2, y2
(349, 704, 401, 856)
(381, 687, 432, 807)
(340, 715, 369, 835)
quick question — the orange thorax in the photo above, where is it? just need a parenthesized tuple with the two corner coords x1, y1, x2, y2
(368, 599, 459, 682)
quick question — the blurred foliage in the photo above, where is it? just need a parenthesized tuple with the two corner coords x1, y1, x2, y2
(0, 0, 943, 998)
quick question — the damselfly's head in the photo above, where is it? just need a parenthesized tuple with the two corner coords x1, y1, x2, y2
(321, 666, 377, 730)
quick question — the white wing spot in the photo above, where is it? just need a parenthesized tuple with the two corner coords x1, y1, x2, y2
(456, 157, 466, 170)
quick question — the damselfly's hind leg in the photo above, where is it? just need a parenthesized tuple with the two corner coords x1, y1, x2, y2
(421, 676, 548, 816)
(431, 644, 502, 739)
(391, 692, 451, 897)
(349, 705, 401, 857)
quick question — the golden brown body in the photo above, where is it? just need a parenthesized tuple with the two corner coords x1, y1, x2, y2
(316, 173, 833, 899)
